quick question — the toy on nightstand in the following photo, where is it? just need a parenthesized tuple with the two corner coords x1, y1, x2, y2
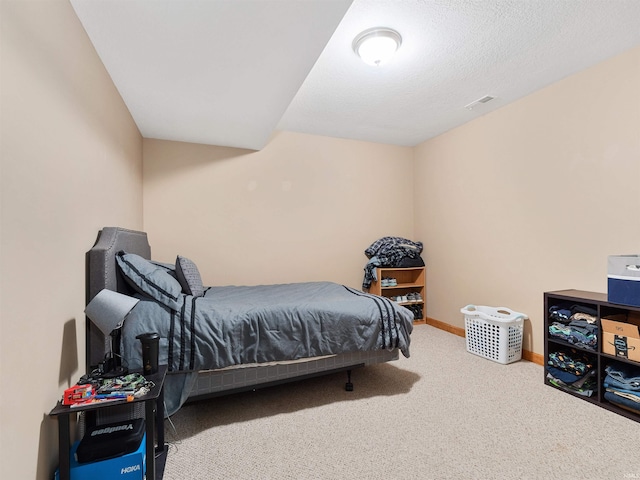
(62, 385, 94, 406)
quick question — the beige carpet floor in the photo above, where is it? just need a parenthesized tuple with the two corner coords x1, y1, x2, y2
(162, 325, 640, 480)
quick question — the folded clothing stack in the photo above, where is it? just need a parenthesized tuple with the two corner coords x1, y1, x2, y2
(546, 348, 597, 397)
(362, 236, 424, 290)
(548, 304, 598, 351)
(604, 364, 640, 414)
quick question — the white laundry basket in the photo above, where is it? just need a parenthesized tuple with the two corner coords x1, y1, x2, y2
(461, 305, 527, 364)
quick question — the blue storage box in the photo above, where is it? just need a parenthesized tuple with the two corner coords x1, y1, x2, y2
(608, 255, 640, 307)
(54, 433, 145, 480)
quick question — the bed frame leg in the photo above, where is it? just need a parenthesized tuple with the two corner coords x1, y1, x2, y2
(345, 369, 354, 391)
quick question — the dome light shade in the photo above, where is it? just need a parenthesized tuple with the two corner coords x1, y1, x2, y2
(353, 27, 402, 66)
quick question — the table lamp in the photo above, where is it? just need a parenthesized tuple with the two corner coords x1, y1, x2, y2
(85, 289, 140, 375)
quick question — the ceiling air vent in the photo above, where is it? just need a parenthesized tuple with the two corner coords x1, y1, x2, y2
(464, 95, 495, 110)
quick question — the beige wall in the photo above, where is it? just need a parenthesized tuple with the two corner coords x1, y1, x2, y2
(143, 132, 414, 289)
(0, 2, 143, 479)
(414, 46, 640, 355)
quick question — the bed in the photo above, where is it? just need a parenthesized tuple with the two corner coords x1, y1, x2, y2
(86, 227, 413, 416)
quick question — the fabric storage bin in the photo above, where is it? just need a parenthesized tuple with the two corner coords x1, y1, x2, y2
(461, 305, 527, 364)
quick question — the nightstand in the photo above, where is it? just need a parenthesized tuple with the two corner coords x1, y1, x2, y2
(50, 365, 167, 480)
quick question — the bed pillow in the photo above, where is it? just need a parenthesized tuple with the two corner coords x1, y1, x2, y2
(175, 255, 204, 297)
(116, 251, 182, 310)
(150, 260, 178, 280)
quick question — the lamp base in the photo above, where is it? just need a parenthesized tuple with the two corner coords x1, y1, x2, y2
(98, 357, 128, 378)
(102, 366, 128, 379)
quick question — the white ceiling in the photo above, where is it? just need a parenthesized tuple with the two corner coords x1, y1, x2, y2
(71, 0, 640, 150)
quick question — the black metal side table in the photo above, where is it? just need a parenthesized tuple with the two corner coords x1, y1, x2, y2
(50, 365, 167, 480)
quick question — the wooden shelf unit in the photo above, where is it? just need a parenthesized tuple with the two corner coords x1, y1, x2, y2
(368, 267, 426, 324)
(544, 289, 640, 423)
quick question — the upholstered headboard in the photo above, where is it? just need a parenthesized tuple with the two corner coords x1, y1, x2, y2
(85, 227, 151, 371)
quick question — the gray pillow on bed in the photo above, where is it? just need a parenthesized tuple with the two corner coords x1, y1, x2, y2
(175, 255, 204, 297)
(116, 251, 182, 310)
(150, 260, 178, 279)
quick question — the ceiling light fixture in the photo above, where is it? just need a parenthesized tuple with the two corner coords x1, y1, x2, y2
(353, 27, 402, 67)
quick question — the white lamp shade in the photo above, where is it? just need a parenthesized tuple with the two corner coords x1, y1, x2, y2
(353, 28, 402, 66)
(85, 289, 140, 336)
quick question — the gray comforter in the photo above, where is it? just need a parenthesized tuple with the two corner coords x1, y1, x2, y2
(120, 281, 413, 413)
